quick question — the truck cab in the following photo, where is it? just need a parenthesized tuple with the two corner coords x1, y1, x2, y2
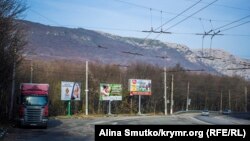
(18, 83, 49, 128)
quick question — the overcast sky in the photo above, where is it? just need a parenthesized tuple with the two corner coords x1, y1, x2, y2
(24, 0, 250, 59)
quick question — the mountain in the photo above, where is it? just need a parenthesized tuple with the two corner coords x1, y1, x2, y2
(193, 49, 250, 80)
(20, 20, 250, 79)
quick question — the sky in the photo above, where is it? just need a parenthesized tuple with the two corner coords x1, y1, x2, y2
(23, 0, 250, 59)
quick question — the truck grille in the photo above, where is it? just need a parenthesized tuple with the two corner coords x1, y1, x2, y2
(24, 107, 43, 123)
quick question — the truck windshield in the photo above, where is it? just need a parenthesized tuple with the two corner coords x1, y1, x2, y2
(22, 96, 48, 106)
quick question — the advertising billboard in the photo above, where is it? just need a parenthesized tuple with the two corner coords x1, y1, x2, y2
(129, 79, 151, 96)
(61, 81, 81, 100)
(100, 83, 122, 101)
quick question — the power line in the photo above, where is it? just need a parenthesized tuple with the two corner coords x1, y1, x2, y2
(156, 0, 202, 32)
(142, 0, 202, 44)
(28, 8, 142, 33)
(26, 9, 250, 37)
(28, 9, 61, 26)
(169, 32, 250, 37)
(185, 0, 250, 12)
(213, 15, 250, 31)
(112, 0, 231, 23)
(220, 21, 250, 32)
(224, 34, 250, 37)
(166, 0, 218, 31)
(23, 11, 250, 38)
(134, 1, 207, 61)
(154, 0, 218, 41)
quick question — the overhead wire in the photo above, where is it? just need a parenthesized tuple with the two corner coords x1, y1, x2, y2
(107, 0, 249, 68)
(184, 0, 250, 12)
(129, 10, 214, 68)
(153, 0, 218, 43)
(155, 0, 202, 33)
(26, 9, 250, 38)
(194, 14, 250, 60)
(139, 0, 202, 54)
(28, 9, 62, 26)
(220, 21, 250, 32)
(201, 15, 250, 60)
(213, 15, 250, 31)
(112, 0, 234, 23)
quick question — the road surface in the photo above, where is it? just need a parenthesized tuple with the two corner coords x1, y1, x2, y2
(3, 113, 250, 141)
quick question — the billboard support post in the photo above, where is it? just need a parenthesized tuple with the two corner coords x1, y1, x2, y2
(67, 101, 71, 116)
(108, 100, 112, 115)
(130, 98, 133, 114)
(138, 95, 141, 115)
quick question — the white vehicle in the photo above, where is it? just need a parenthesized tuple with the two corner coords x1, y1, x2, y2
(201, 109, 209, 116)
(222, 109, 231, 115)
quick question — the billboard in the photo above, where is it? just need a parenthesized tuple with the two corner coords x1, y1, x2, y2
(61, 81, 81, 100)
(129, 79, 151, 96)
(100, 83, 122, 101)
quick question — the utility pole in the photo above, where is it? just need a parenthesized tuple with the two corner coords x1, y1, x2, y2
(30, 61, 33, 83)
(245, 87, 248, 112)
(170, 74, 174, 115)
(228, 90, 231, 110)
(186, 81, 190, 111)
(85, 61, 89, 115)
(220, 90, 223, 113)
(164, 67, 167, 115)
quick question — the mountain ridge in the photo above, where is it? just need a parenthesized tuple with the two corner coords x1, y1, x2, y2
(20, 20, 250, 79)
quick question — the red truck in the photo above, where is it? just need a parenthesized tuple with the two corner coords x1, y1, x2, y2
(18, 83, 49, 128)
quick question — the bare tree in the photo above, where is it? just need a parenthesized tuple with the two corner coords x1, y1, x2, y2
(0, 0, 26, 121)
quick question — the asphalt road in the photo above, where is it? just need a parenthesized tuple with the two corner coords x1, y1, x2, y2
(2, 113, 250, 141)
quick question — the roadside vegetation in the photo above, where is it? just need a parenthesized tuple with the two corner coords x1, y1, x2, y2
(0, 0, 27, 125)
(14, 60, 250, 117)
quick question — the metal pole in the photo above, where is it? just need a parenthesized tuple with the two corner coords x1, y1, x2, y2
(164, 67, 167, 115)
(245, 87, 247, 112)
(220, 90, 223, 113)
(228, 90, 231, 110)
(130, 97, 133, 114)
(138, 95, 141, 115)
(67, 101, 71, 116)
(108, 100, 111, 115)
(201, 35, 205, 57)
(186, 81, 190, 111)
(170, 74, 174, 115)
(30, 61, 33, 83)
(85, 61, 88, 115)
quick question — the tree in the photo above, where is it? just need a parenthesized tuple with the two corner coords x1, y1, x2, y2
(0, 0, 26, 121)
